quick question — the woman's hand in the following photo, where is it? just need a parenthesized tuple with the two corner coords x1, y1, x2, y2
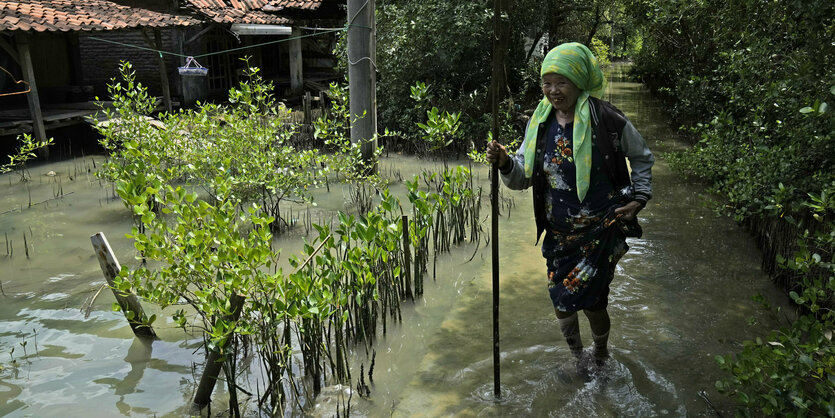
(614, 201, 643, 221)
(486, 140, 510, 171)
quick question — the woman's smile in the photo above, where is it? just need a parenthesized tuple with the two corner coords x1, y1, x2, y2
(542, 73, 581, 115)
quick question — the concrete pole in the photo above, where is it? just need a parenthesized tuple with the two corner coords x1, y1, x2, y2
(347, 0, 377, 167)
(288, 27, 304, 95)
(15, 33, 48, 158)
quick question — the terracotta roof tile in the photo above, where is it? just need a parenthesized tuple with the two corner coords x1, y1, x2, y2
(184, 0, 293, 25)
(184, 0, 322, 23)
(262, 0, 322, 12)
(0, 0, 199, 32)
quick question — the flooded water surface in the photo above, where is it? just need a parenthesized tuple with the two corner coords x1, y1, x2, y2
(1, 66, 786, 417)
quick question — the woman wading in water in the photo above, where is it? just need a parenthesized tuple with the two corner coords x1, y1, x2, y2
(486, 43, 654, 373)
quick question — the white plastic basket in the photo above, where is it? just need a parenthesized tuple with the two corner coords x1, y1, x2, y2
(178, 56, 208, 77)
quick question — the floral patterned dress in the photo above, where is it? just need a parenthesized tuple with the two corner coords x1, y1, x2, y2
(541, 113, 630, 312)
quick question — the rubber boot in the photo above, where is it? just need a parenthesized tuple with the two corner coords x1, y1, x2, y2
(584, 308, 611, 369)
(557, 312, 584, 359)
(591, 330, 610, 367)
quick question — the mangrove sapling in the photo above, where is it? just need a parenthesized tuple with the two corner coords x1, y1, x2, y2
(119, 180, 279, 409)
(98, 72, 488, 411)
(313, 82, 387, 213)
(1, 134, 53, 181)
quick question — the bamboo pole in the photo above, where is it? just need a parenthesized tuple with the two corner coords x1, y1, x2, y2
(90, 232, 157, 339)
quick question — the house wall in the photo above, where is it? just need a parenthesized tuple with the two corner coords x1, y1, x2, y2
(31, 34, 71, 89)
(78, 29, 182, 101)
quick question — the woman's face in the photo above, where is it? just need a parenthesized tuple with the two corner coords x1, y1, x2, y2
(541, 73, 581, 114)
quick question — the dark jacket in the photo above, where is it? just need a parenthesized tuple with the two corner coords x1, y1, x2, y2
(500, 97, 654, 241)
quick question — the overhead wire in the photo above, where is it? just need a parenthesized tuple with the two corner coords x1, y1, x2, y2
(86, 25, 349, 59)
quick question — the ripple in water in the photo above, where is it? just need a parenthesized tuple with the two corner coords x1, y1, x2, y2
(47, 273, 75, 283)
(40, 292, 70, 302)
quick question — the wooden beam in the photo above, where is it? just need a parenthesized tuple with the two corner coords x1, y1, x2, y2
(15, 33, 47, 158)
(288, 27, 304, 95)
(184, 24, 214, 45)
(0, 35, 20, 66)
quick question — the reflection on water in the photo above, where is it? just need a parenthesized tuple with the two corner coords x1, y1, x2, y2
(0, 64, 786, 416)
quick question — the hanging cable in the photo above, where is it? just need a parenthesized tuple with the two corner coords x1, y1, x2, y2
(0, 65, 31, 97)
(86, 26, 345, 59)
(345, 0, 377, 70)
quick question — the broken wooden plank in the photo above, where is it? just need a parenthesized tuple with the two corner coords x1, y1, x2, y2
(90, 232, 157, 339)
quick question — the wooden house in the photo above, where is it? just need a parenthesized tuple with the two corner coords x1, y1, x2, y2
(0, 0, 344, 150)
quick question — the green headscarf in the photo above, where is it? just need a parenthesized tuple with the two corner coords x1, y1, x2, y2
(520, 42, 605, 202)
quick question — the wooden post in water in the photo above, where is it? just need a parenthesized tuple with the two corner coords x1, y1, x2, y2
(319, 91, 327, 120)
(90, 232, 157, 339)
(192, 293, 245, 409)
(303, 91, 312, 125)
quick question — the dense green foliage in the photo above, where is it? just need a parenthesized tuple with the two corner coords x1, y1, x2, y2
(367, 0, 637, 154)
(628, 0, 835, 415)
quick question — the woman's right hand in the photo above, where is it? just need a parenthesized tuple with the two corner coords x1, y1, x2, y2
(486, 140, 510, 171)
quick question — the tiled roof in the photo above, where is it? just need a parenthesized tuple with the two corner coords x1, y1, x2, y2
(194, 9, 290, 25)
(0, 0, 199, 32)
(184, 0, 291, 24)
(263, 1, 322, 12)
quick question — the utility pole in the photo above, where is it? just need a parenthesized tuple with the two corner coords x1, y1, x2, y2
(347, 0, 377, 168)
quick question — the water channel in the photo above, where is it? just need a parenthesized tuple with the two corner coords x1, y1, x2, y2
(0, 65, 788, 416)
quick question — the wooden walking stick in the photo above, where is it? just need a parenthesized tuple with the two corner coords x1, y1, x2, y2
(490, 0, 508, 400)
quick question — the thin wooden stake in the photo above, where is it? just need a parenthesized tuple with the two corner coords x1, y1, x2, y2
(401, 215, 413, 301)
(90, 232, 157, 339)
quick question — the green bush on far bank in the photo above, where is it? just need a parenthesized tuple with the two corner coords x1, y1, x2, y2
(628, 0, 834, 414)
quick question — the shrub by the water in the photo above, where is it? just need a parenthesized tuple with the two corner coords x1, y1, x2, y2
(628, 0, 835, 414)
(96, 61, 488, 414)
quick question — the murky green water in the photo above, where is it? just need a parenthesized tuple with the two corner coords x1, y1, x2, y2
(1, 65, 786, 417)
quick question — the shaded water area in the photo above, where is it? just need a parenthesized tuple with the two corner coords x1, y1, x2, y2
(1, 65, 787, 416)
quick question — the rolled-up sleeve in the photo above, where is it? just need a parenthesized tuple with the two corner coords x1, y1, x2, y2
(621, 119, 654, 204)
